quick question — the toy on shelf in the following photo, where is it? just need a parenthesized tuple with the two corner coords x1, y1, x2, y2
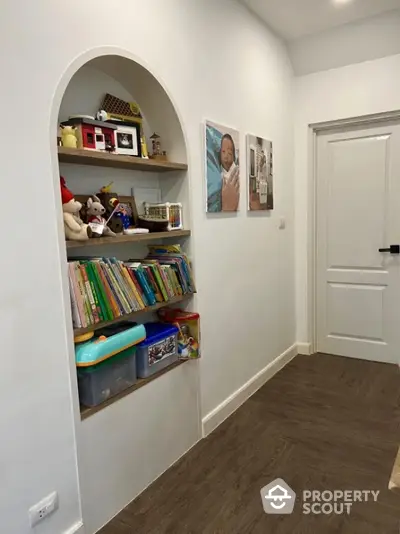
(158, 309, 200, 360)
(83, 195, 116, 238)
(60, 177, 92, 241)
(61, 125, 78, 148)
(97, 184, 124, 235)
(61, 117, 117, 152)
(150, 132, 167, 161)
(75, 323, 145, 367)
(143, 202, 183, 231)
(141, 134, 149, 159)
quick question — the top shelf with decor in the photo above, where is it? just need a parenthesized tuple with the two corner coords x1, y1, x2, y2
(58, 147, 188, 173)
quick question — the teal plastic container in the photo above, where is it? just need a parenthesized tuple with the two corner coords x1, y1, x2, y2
(75, 324, 145, 367)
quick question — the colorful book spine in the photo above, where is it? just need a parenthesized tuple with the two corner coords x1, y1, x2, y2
(170, 267, 183, 296)
(70, 262, 86, 327)
(86, 263, 104, 322)
(121, 266, 144, 310)
(161, 265, 175, 298)
(166, 265, 179, 296)
(106, 259, 133, 313)
(127, 268, 148, 307)
(141, 260, 168, 301)
(143, 266, 162, 303)
(159, 264, 174, 299)
(102, 263, 127, 315)
(68, 264, 81, 328)
(90, 262, 113, 321)
(111, 258, 139, 311)
(119, 265, 139, 311)
(97, 263, 121, 318)
(131, 264, 157, 306)
(76, 264, 92, 325)
(80, 263, 99, 323)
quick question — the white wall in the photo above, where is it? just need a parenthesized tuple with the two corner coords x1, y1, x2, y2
(295, 53, 400, 345)
(289, 10, 400, 75)
(1, 1, 295, 533)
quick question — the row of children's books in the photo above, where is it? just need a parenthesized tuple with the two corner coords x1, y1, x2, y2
(68, 245, 196, 329)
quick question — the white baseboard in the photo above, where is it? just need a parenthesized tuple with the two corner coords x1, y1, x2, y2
(63, 521, 84, 534)
(297, 342, 312, 355)
(202, 343, 298, 437)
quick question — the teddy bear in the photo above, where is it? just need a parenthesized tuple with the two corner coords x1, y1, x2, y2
(84, 195, 116, 238)
(60, 177, 92, 241)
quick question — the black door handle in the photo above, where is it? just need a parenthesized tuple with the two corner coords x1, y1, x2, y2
(379, 245, 400, 254)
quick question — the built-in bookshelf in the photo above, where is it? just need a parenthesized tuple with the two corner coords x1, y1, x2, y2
(59, 57, 193, 420)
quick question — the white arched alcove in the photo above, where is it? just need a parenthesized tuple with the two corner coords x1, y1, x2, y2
(50, 48, 200, 534)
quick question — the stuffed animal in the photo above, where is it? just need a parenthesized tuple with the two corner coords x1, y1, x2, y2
(84, 195, 116, 238)
(97, 190, 124, 234)
(60, 177, 92, 241)
(60, 125, 77, 148)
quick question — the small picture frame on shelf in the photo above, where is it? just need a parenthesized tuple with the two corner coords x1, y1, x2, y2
(106, 120, 142, 158)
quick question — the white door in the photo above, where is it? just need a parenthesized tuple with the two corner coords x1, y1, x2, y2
(316, 122, 400, 363)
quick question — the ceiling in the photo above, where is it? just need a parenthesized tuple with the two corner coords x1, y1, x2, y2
(240, 0, 400, 40)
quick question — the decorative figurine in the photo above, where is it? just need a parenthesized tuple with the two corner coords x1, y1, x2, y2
(150, 133, 167, 161)
(61, 125, 78, 149)
(96, 109, 108, 122)
(141, 131, 149, 159)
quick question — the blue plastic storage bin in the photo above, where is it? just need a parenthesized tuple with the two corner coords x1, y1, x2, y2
(136, 323, 179, 378)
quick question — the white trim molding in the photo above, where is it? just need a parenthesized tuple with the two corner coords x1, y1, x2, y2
(297, 342, 312, 355)
(202, 344, 298, 437)
(63, 521, 84, 534)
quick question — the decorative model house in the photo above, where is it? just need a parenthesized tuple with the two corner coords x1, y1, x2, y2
(61, 117, 117, 151)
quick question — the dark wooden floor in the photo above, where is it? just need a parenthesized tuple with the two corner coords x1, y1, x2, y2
(99, 354, 400, 534)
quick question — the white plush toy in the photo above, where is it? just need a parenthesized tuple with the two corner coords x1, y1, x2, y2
(60, 177, 92, 241)
(85, 195, 116, 238)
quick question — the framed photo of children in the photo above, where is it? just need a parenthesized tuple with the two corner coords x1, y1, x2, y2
(246, 134, 274, 211)
(205, 120, 240, 212)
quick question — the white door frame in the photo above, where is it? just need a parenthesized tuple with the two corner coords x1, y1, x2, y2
(307, 110, 400, 355)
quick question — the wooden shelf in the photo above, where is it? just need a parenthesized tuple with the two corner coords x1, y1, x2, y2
(58, 147, 188, 172)
(80, 360, 188, 420)
(73, 293, 193, 336)
(66, 229, 191, 249)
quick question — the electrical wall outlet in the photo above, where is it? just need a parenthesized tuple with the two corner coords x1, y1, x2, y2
(29, 491, 58, 527)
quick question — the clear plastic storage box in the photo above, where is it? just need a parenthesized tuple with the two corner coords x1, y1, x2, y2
(77, 347, 137, 407)
(136, 323, 179, 378)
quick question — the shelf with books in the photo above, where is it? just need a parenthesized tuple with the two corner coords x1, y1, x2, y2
(73, 293, 193, 335)
(69, 248, 196, 335)
(80, 359, 188, 420)
(58, 147, 188, 173)
(66, 230, 191, 249)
